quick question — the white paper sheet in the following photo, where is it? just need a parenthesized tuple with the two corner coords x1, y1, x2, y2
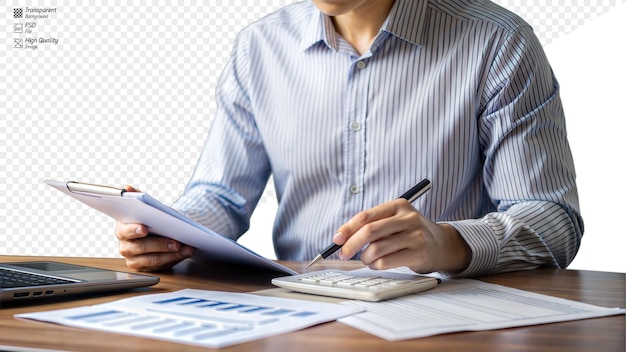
(16, 289, 364, 348)
(339, 277, 625, 340)
(45, 180, 297, 275)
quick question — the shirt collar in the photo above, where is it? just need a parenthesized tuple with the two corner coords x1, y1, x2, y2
(300, 9, 336, 51)
(300, 0, 430, 52)
(383, 0, 429, 46)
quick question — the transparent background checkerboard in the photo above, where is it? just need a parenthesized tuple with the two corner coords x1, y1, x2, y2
(1, 1, 624, 270)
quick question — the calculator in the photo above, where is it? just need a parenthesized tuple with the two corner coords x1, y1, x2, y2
(271, 269, 440, 302)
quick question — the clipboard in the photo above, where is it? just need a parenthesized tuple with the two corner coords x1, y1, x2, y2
(45, 180, 298, 275)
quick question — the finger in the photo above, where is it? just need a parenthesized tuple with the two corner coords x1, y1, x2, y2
(367, 247, 433, 273)
(337, 201, 408, 259)
(118, 236, 183, 258)
(123, 185, 141, 192)
(120, 237, 194, 272)
(124, 249, 192, 272)
(336, 200, 400, 241)
(359, 231, 407, 264)
(341, 217, 402, 259)
(360, 231, 428, 268)
(115, 221, 149, 240)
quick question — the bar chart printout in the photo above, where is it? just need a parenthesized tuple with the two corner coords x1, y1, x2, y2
(16, 289, 364, 348)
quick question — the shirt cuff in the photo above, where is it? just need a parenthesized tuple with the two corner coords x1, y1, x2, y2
(439, 219, 500, 277)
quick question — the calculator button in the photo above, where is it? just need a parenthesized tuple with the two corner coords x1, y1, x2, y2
(336, 280, 358, 287)
(300, 277, 319, 283)
(319, 279, 336, 286)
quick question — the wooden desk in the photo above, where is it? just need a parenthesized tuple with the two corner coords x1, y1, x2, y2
(1, 256, 624, 352)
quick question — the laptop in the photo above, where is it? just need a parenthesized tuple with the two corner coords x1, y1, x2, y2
(0, 261, 159, 303)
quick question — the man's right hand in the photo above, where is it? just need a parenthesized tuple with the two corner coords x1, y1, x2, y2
(115, 221, 194, 271)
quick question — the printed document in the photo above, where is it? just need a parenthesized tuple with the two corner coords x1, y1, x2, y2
(16, 289, 364, 348)
(338, 275, 625, 340)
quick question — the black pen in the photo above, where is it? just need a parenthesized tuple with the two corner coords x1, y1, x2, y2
(306, 178, 432, 267)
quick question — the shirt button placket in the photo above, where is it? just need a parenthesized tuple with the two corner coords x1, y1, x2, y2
(343, 57, 368, 223)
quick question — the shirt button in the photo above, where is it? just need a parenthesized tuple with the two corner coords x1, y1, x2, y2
(350, 185, 360, 194)
(356, 60, 366, 69)
(350, 121, 361, 131)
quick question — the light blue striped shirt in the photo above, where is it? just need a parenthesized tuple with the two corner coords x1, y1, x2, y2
(173, 0, 583, 277)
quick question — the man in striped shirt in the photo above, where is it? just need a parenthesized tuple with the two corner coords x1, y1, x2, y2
(116, 0, 583, 277)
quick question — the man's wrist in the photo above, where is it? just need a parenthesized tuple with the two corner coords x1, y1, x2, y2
(436, 223, 472, 273)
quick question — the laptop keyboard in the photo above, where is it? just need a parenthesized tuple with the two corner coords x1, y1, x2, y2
(0, 267, 75, 288)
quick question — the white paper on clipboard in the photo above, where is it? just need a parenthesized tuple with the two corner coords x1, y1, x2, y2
(45, 180, 298, 275)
